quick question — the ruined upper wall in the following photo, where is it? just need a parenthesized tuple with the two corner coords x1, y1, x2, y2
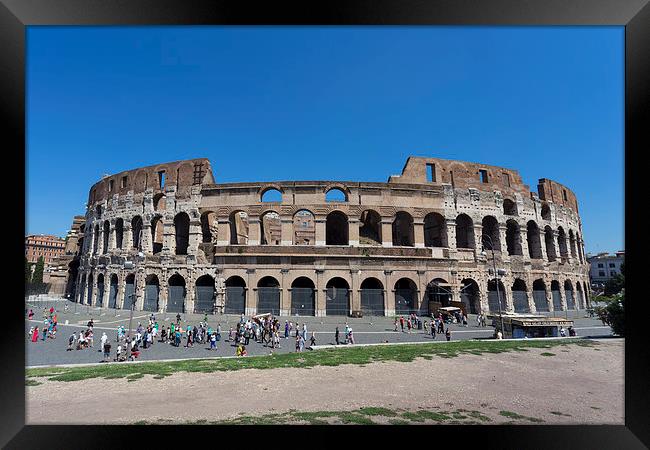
(87, 158, 215, 205)
(388, 157, 579, 214)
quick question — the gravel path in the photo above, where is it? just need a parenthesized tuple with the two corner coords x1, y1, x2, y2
(26, 339, 623, 425)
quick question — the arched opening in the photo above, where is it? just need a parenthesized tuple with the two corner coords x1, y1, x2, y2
(225, 276, 246, 315)
(291, 277, 315, 316)
(144, 275, 160, 312)
(460, 279, 480, 314)
(455, 214, 475, 249)
(359, 209, 382, 246)
(564, 280, 575, 310)
(195, 275, 216, 314)
(551, 280, 563, 311)
(92, 224, 99, 255)
(257, 276, 280, 315)
(95, 204, 102, 218)
(115, 218, 124, 249)
(527, 221, 543, 259)
(108, 274, 119, 308)
(131, 216, 143, 250)
(394, 278, 418, 315)
(79, 274, 86, 304)
(229, 211, 249, 245)
(326, 277, 350, 316)
(151, 216, 164, 254)
(124, 274, 136, 309)
(153, 193, 166, 211)
(506, 219, 522, 256)
(544, 226, 557, 262)
(261, 188, 282, 203)
(424, 212, 447, 247)
(481, 216, 501, 251)
(425, 278, 452, 314)
(325, 188, 347, 202)
(260, 211, 281, 245)
(174, 212, 190, 255)
(532, 279, 548, 312)
(87, 274, 94, 306)
(503, 199, 517, 216)
(326, 211, 349, 245)
(96, 273, 105, 307)
(360, 277, 384, 316)
(575, 281, 584, 310)
(167, 274, 186, 313)
(557, 227, 568, 259)
(512, 279, 529, 313)
(487, 279, 507, 313)
(569, 230, 577, 259)
(293, 210, 315, 245)
(201, 211, 216, 244)
(102, 221, 110, 254)
(392, 212, 414, 247)
(541, 203, 551, 221)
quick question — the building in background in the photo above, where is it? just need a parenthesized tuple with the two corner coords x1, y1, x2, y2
(587, 251, 624, 290)
(25, 234, 66, 264)
(44, 216, 86, 296)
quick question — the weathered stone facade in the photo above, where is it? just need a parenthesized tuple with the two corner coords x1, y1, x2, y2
(71, 156, 591, 317)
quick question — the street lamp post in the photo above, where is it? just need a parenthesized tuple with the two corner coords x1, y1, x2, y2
(481, 235, 505, 337)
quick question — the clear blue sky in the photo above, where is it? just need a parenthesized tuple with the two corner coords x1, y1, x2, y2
(26, 26, 624, 254)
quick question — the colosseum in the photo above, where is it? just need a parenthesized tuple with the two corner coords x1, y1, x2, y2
(63, 156, 591, 318)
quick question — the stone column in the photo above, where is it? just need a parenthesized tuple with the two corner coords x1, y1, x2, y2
(245, 269, 257, 316)
(315, 218, 326, 246)
(348, 218, 360, 246)
(473, 224, 483, 259)
(123, 222, 133, 251)
(135, 269, 146, 311)
(520, 227, 530, 260)
(188, 218, 201, 256)
(248, 218, 261, 245)
(478, 283, 489, 315)
(280, 269, 290, 316)
(498, 225, 509, 261)
(118, 272, 126, 310)
(350, 270, 360, 312)
(217, 218, 230, 246)
(162, 220, 174, 255)
(160, 271, 168, 313)
(502, 279, 514, 313)
(384, 270, 395, 316)
(281, 217, 293, 246)
(413, 219, 425, 248)
(90, 274, 98, 307)
(108, 220, 117, 253)
(539, 229, 548, 261)
(97, 227, 105, 255)
(141, 220, 153, 254)
(381, 220, 393, 247)
(545, 282, 554, 312)
(103, 273, 111, 309)
(185, 273, 195, 314)
(527, 288, 536, 313)
(315, 269, 325, 316)
(445, 219, 457, 251)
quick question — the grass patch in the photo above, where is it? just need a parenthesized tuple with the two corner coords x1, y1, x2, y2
(388, 419, 411, 425)
(26, 339, 596, 383)
(25, 378, 42, 386)
(357, 407, 398, 417)
(499, 410, 544, 423)
(540, 352, 556, 357)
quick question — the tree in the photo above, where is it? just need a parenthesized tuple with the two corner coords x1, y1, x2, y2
(32, 256, 45, 285)
(604, 264, 625, 296)
(25, 257, 32, 285)
(603, 292, 624, 336)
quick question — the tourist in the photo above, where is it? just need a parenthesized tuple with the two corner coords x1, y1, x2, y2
(407, 318, 412, 334)
(496, 330, 503, 340)
(28, 309, 34, 320)
(41, 325, 47, 341)
(100, 332, 108, 352)
(400, 316, 405, 332)
(462, 314, 468, 327)
(481, 315, 487, 327)
(348, 328, 355, 345)
(284, 321, 289, 339)
(310, 331, 316, 348)
(176, 313, 181, 326)
(568, 326, 576, 337)
(216, 323, 222, 342)
(302, 323, 307, 339)
(430, 322, 436, 339)
(295, 334, 301, 352)
(32, 326, 39, 343)
(210, 332, 217, 350)
(103, 341, 112, 362)
(560, 327, 566, 337)
(175, 329, 181, 347)
(423, 320, 429, 333)
(335, 326, 340, 345)
(445, 329, 451, 341)
(299, 333, 305, 352)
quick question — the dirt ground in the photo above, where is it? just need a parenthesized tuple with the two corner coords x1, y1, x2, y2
(26, 339, 624, 425)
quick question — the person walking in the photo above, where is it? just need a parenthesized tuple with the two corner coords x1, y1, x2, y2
(299, 333, 305, 352)
(309, 331, 316, 348)
(445, 328, 451, 341)
(348, 328, 355, 345)
(41, 325, 47, 341)
(399, 316, 405, 332)
(32, 326, 39, 343)
(335, 326, 340, 346)
(176, 313, 181, 326)
(430, 322, 436, 339)
(67, 333, 75, 350)
(100, 332, 108, 352)
(284, 321, 289, 339)
(103, 341, 112, 362)
(560, 327, 566, 337)
(462, 314, 468, 327)
(210, 332, 217, 350)
(407, 318, 412, 334)
(295, 334, 301, 352)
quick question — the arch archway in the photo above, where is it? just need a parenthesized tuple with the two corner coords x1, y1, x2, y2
(503, 199, 517, 216)
(195, 275, 216, 314)
(201, 211, 217, 244)
(225, 276, 246, 315)
(115, 218, 124, 249)
(326, 211, 349, 245)
(527, 221, 543, 259)
(260, 211, 281, 245)
(512, 279, 529, 313)
(532, 279, 548, 312)
(291, 277, 315, 316)
(506, 219, 522, 255)
(425, 278, 452, 314)
(392, 212, 414, 247)
(257, 276, 280, 315)
(360, 277, 384, 316)
(544, 226, 557, 262)
(131, 216, 143, 250)
(487, 279, 507, 313)
(108, 274, 119, 308)
(167, 274, 186, 313)
(87, 274, 94, 306)
(557, 227, 568, 259)
(144, 275, 160, 312)
(541, 203, 551, 221)
(481, 216, 500, 251)
(229, 211, 249, 245)
(564, 280, 575, 310)
(551, 280, 563, 311)
(575, 281, 584, 310)
(96, 273, 105, 307)
(153, 193, 166, 211)
(174, 212, 190, 255)
(424, 212, 447, 247)
(455, 214, 475, 249)
(260, 188, 283, 203)
(124, 274, 136, 309)
(325, 187, 348, 202)
(360, 210, 382, 245)
(151, 216, 164, 254)
(293, 210, 315, 245)
(326, 277, 350, 316)
(460, 278, 480, 314)
(569, 230, 578, 259)
(394, 278, 418, 315)
(79, 274, 86, 304)
(102, 221, 110, 254)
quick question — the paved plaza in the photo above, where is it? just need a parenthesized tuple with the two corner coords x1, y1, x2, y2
(25, 299, 612, 367)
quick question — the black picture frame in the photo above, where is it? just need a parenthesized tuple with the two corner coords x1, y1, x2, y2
(2, 0, 646, 447)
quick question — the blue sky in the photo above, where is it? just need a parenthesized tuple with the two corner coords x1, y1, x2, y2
(26, 26, 624, 254)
